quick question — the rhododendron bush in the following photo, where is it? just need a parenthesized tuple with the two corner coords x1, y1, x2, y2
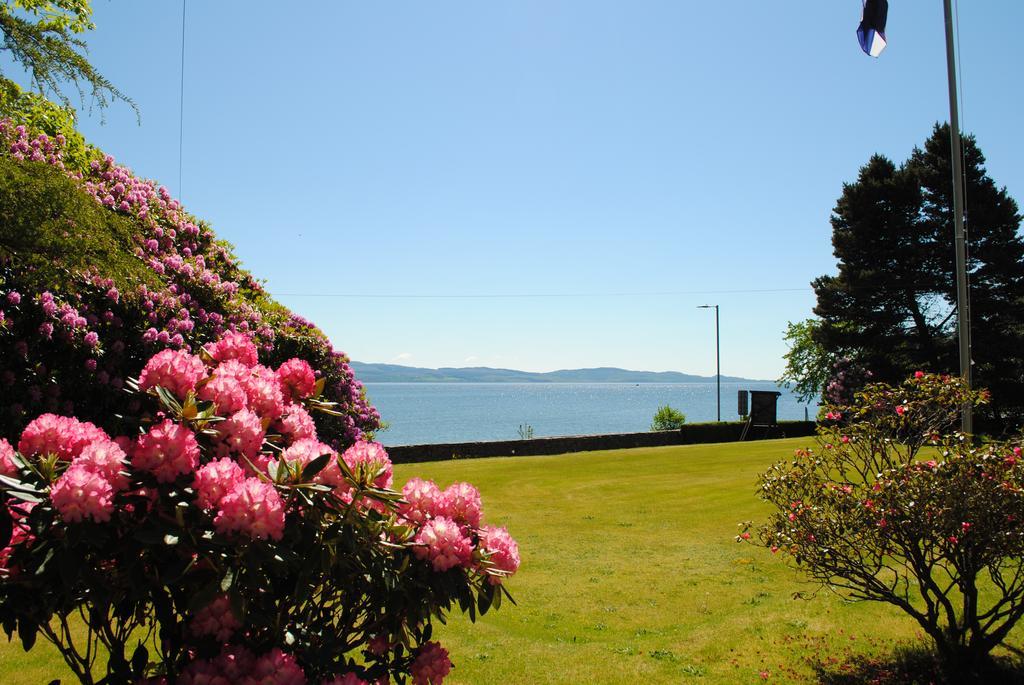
(747, 373, 1024, 668)
(0, 84, 379, 447)
(0, 337, 518, 683)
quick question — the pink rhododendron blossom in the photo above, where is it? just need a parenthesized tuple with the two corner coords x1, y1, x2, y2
(413, 517, 472, 572)
(138, 349, 207, 400)
(283, 438, 333, 471)
(246, 648, 306, 685)
(198, 372, 248, 414)
(213, 358, 252, 384)
(479, 525, 520, 585)
(189, 595, 241, 642)
(410, 642, 451, 685)
(275, 404, 317, 442)
(18, 414, 106, 460)
(341, 441, 393, 490)
(398, 478, 442, 525)
(77, 439, 129, 491)
(178, 658, 231, 685)
(244, 366, 286, 420)
(193, 458, 245, 509)
(0, 438, 17, 477)
(276, 358, 317, 401)
(133, 420, 200, 482)
(0, 506, 34, 573)
(214, 408, 265, 460)
(321, 675, 368, 685)
(50, 463, 115, 523)
(205, 331, 259, 367)
(214, 478, 286, 540)
(439, 482, 482, 528)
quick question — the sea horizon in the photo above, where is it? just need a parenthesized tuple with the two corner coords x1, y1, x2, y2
(364, 381, 816, 447)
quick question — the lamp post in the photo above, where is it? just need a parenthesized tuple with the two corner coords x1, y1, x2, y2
(698, 304, 720, 422)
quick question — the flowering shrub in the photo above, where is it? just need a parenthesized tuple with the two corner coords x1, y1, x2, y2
(0, 337, 519, 683)
(0, 88, 379, 448)
(747, 372, 1024, 669)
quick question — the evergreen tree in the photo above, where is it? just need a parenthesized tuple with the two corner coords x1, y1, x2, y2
(0, 1, 134, 115)
(811, 125, 1024, 427)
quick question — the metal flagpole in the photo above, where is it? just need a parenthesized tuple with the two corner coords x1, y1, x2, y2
(942, 0, 972, 434)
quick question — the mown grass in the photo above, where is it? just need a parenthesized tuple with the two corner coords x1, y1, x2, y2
(3, 437, 1022, 683)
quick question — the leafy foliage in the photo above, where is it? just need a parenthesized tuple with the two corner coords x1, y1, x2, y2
(0, 100, 380, 447)
(650, 404, 686, 431)
(0, 343, 518, 684)
(749, 372, 1024, 668)
(0, 0, 135, 115)
(779, 318, 837, 403)
(810, 125, 1024, 426)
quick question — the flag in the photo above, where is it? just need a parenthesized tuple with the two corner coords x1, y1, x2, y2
(857, 0, 888, 57)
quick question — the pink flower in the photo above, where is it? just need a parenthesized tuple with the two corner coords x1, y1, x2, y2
(76, 439, 129, 491)
(479, 525, 520, 585)
(0, 506, 34, 573)
(341, 440, 393, 490)
(18, 414, 107, 460)
(0, 438, 17, 477)
(398, 478, 443, 525)
(178, 658, 231, 685)
(439, 482, 482, 528)
(413, 517, 472, 571)
(214, 478, 286, 540)
(193, 458, 245, 509)
(275, 404, 317, 442)
(205, 331, 259, 367)
(243, 366, 285, 420)
(50, 463, 115, 523)
(189, 595, 240, 642)
(246, 648, 306, 685)
(133, 420, 200, 482)
(914, 370, 925, 379)
(896, 405, 906, 416)
(410, 642, 451, 685)
(283, 438, 334, 472)
(214, 408, 265, 461)
(276, 358, 317, 401)
(198, 372, 248, 414)
(138, 349, 207, 400)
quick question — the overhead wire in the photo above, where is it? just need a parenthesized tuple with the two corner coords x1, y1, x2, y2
(178, 0, 186, 200)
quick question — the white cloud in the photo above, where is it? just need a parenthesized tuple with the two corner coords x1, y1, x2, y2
(463, 355, 479, 364)
(392, 352, 414, 363)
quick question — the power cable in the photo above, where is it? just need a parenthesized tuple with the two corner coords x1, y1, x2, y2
(178, 0, 187, 200)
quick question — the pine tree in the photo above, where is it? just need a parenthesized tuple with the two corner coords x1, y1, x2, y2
(811, 125, 1024, 426)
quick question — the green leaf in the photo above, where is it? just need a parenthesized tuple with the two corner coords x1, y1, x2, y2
(18, 618, 37, 651)
(131, 643, 149, 676)
(301, 453, 333, 481)
(0, 498, 11, 550)
(220, 569, 235, 592)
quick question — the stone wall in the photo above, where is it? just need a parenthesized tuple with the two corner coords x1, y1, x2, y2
(387, 420, 817, 464)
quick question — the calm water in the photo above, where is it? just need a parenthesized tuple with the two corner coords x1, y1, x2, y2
(365, 382, 815, 446)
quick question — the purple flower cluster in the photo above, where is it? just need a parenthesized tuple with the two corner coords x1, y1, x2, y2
(0, 118, 379, 446)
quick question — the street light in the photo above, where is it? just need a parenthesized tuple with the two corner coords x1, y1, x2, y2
(698, 304, 720, 422)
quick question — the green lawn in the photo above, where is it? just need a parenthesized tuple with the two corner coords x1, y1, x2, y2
(3, 438, 1019, 683)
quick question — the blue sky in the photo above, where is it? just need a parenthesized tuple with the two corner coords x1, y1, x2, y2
(21, 1, 1024, 379)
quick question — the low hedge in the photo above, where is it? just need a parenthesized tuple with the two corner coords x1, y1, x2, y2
(388, 421, 817, 463)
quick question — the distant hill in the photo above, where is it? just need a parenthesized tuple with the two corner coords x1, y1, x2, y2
(350, 362, 768, 384)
